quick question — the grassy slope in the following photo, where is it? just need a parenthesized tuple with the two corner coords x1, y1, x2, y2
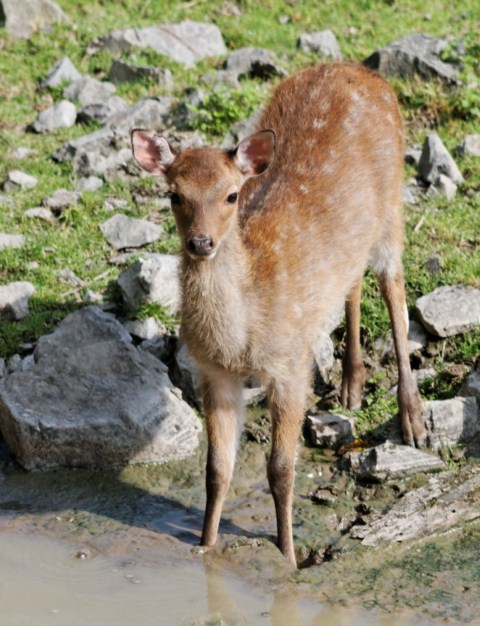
(0, 0, 478, 419)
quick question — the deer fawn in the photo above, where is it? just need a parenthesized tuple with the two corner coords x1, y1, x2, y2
(131, 62, 426, 567)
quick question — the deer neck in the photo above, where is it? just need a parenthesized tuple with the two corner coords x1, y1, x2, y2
(180, 228, 253, 370)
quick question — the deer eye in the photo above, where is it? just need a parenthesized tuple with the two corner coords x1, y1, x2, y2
(226, 192, 238, 204)
(168, 192, 180, 205)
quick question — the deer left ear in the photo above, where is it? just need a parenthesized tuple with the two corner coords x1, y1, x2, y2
(234, 129, 276, 178)
(131, 129, 175, 175)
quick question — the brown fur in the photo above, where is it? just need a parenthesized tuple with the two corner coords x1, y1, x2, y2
(131, 62, 426, 567)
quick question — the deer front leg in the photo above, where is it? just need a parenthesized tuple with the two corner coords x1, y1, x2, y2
(341, 278, 367, 410)
(267, 376, 308, 567)
(378, 270, 427, 448)
(200, 371, 243, 548)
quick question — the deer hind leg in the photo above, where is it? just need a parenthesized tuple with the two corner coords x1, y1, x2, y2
(267, 365, 309, 567)
(373, 244, 427, 447)
(200, 371, 243, 548)
(341, 277, 367, 410)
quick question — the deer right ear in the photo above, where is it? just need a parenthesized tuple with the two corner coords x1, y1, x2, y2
(131, 129, 175, 175)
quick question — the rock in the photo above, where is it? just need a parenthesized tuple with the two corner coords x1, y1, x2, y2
(0, 233, 25, 251)
(429, 174, 457, 200)
(109, 60, 173, 89)
(95, 22, 227, 68)
(12, 147, 34, 160)
(43, 188, 81, 212)
(418, 133, 464, 185)
(56, 268, 82, 286)
(363, 34, 461, 85)
(104, 198, 129, 212)
(172, 343, 201, 404)
(7, 354, 22, 374)
(63, 76, 116, 107)
(40, 56, 82, 88)
(123, 317, 162, 340)
(201, 69, 240, 90)
(0, 359, 5, 379)
(297, 30, 343, 59)
(460, 361, 480, 401)
(32, 100, 77, 133)
(24, 207, 55, 222)
(225, 47, 288, 80)
(100, 214, 163, 250)
(422, 254, 442, 275)
(52, 127, 114, 164)
(423, 397, 480, 450)
(350, 470, 480, 546)
(376, 319, 428, 359)
(0, 0, 67, 39)
(243, 381, 267, 406)
(75, 176, 103, 192)
(347, 441, 445, 480)
(107, 97, 172, 140)
(118, 254, 180, 315)
(415, 285, 480, 337)
(404, 147, 422, 166)
(76, 96, 128, 125)
(0, 306, 201, 470)
(171, 88, 205, 128)
(3, 170, 38, 191)
(306, 413, 355, 448)
(456, 134, 480, 157)
(0, 282, 35, 320)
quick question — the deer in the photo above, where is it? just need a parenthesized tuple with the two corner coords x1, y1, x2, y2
(131, 61, 427, 568)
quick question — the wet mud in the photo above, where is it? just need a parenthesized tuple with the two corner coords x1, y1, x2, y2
(1, 426, 479, 625)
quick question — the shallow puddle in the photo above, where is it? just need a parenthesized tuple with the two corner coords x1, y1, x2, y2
(0, 532, 439, 626)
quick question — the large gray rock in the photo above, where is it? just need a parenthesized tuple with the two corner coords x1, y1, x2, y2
(0, 306, 201, 470)
(32, 100, 77, 133)
(297, 30, 342, 59)
(0, 281, 35, 320)
(460, 361, 480, 401)
(418, 133, 464, 185)
(107, 97, 172, 140)
(225, 47, 288, 79)
(0, 233, 25, 251)
(100, 214, 163, 250)
(347, 441, 445, 480)
(76, 96, 128, 125)
(118, 254, 181, 315)
(0, 0, 67, 39)
(63, 76, 116, 107)
(41, 56, 82, 88)
(109, 60, 173, 89)
(43, 188, 81, 212)
(52, 127, 115, 163)
(350, 470, 480, 546)
(363, 34, 461, 85)
(96, 22, 227, 67)
(415, 285, 480, 337)
(423, 397, 480, 450)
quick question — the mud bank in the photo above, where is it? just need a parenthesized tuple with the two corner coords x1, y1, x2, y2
(0, 430, 479, 624)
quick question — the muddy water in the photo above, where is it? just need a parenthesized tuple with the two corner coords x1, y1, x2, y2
(0, 434, 479, 625)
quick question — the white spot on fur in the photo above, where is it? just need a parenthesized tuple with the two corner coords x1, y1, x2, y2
(313, 118, 327, 129)
(299, 184, 309, 194)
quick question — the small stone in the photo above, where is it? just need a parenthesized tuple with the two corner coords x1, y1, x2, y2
(7, 354, 22, 374)
(123, 317, 161, 340)
(24, 207, 55, 222)
(422, 254, 442, 275)
(56, 269, 82, 286)
(415, 285, 480, 337)
(430, 174, 457, 200)
(76, 96, 128, 125)
(460, 361, 480, 401)
(83, 290, 103, 304)
(41, 56, 82, 88)
(423, 397, 480, 450)
(4, 170, 38, 191)
(225, 47, 288, 80)
(103, 198, 129, 212)
(297, 30, 343, 59)
(347, 441, 445, 480)
(100, 214, 163, 250)
(404, 147, 422, 166)
(0, 233, 25, 251)
(0, 282, 35, 320)
(109, 60, 173, 89)
(63, 76, 116, 107)
(43, 189, 82, 212)
(13, 147, 35, 160)
(418, 133, 463, 185)
(32, 100, 77, 133)
(75, 176, 104, 192)
(456, 134, 480, 157)
(306, 413, 355, 448)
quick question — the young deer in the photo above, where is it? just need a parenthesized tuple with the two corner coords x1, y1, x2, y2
(131, 62, 426, 567)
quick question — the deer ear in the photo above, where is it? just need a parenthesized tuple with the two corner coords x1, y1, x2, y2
(234, 129, 276, 177)
(131, 129, 175, 175)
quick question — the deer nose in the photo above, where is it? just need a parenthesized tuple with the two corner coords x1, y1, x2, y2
(187, 236, 214, 256)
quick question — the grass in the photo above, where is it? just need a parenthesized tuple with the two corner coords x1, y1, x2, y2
(0, 0, 479, 417)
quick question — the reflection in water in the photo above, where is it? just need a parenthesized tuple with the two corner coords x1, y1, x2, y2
(0, 532, 436, 626)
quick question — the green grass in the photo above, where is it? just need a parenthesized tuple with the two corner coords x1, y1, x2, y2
(0, 0, 479, 419)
